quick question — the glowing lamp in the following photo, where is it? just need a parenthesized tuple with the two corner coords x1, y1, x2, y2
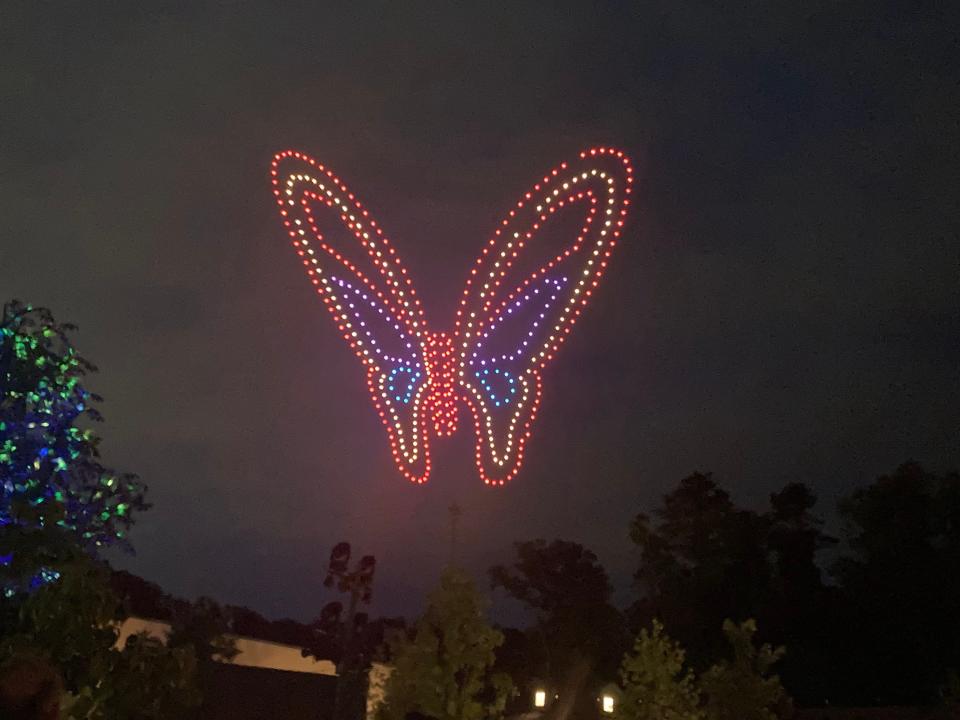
(598, 683, 620, 715)
(534, 689, 547, 708)
(269, 147, 634, 486)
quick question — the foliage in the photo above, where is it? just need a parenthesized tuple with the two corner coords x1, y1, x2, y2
(618, 619, 703, 720)
(320, 542, 378, 720)
(832, 462, 960, 704)
(630, 474, 836, 703)
(618, 619, 789, 720)
(490, 539, 624, 720)
(64, 633, 200, 720)
(166, 595, 238, 664)
(379, 567, 513, 720)
(939, 669, 960, 712)
(490, 539, 620, 658)
(0, 299, 214, 717)
(767, 484, 836, 599)
(630, 473, 769, 665)
(700, 620, 790, 720)
(1, 554, 118, 686)
(101, 632, 199, 718)
(0, 300, 147, 577)
(0, 553, 201, 719)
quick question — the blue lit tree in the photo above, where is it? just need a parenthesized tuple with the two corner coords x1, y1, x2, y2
(0, 300, 148, 593)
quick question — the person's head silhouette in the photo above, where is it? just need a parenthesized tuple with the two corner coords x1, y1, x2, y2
(0, 653, 62, 720)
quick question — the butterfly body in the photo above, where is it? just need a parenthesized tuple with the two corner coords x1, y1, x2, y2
(423, 332, 459, 437)
(270, 147, 633, 485)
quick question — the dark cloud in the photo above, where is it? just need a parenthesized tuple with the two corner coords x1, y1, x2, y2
(2, 1, 958, 619)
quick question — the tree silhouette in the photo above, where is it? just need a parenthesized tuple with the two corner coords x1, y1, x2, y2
(316, 542, 377, 720)
(630, 473, 769, 667)
(833, 461, 960, 704)
(630, 473, 836, 704)
(490, 539, 623, 720)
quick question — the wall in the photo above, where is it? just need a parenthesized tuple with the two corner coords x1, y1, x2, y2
(117, 616, 337, 675)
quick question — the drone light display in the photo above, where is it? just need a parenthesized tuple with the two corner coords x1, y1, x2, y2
(269, 146, 633, 485)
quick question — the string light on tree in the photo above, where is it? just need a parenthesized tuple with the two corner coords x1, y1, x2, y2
(0, 301, 147, 595)
(269, 147, 633, 485)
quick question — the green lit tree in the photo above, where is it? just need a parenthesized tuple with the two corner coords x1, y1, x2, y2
(0, 300, 147, 589)
(618, 620, 703, 720)
(0, 300, 204, 718)
(379, 567, 513, 720)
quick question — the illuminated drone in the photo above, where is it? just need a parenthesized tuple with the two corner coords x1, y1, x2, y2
(270, 147, 633, 485)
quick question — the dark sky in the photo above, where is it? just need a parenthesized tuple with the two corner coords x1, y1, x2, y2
(2, 1, 958, 622)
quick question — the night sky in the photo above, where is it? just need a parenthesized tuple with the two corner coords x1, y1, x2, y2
(2, 2, 958, 622)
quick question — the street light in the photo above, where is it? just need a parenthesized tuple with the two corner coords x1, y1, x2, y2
(534, 689, 547, 709)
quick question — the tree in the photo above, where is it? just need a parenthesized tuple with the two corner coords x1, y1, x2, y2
(490, 539, 623, 720)
(0, 300, 147, 592)
(629, 474, 836, 703)
(86, 632, 199, 720)
(832, 462, 960, 704)
(317, 542, 377, 720)
(379, 567, 512, 720)
(762, 484, 838, 704)
(618, 619, 790, 720)
(630, 474, 769, 667)
(0, 554, 201, 719)
(166, 596, 238, 665)
(0, 300, 209, 717)
(700, 620, 790, 720)
(618, 620, 703, 720)
(767, 484, 835, 600)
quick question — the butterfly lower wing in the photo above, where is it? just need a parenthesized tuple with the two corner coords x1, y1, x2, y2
(329, 275, 433, 483)
(457, 148, 634, 485)
(270, 151, 432, 483)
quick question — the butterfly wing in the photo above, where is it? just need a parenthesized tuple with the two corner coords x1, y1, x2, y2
(456, 147, 634, 485)
(270, 151, 433, 483)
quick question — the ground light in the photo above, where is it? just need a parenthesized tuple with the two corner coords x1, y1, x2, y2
(601, 694, 615, 714)
(598, 683, 621, 715)
(530, 679, 553, 711)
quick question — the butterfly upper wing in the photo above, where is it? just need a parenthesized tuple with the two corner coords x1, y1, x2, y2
(270, 151, 433, 483)
(456, 147, 635, 485)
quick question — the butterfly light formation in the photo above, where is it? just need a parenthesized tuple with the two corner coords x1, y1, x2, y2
(270, 147, 633, 485)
